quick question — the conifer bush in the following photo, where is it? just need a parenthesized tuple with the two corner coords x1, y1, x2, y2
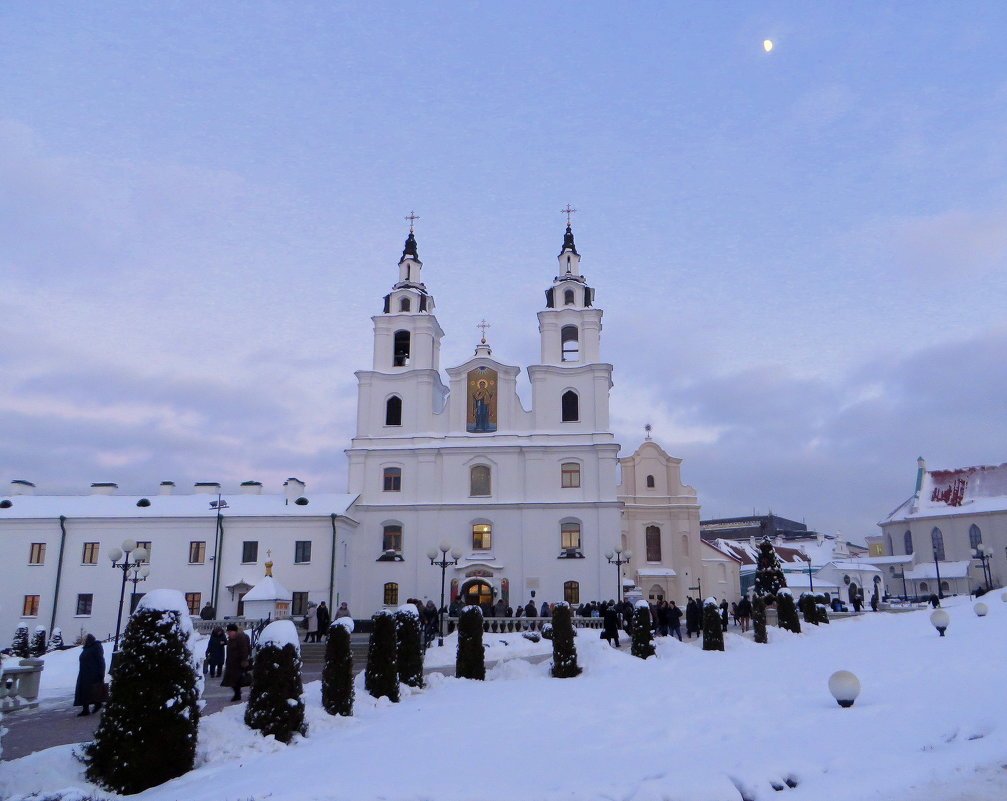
(550, 602, 581, 678)
(365, 610, 400, 701)
(83, 589, 200, 794)
(29, 626, 47, 657)
(702, 598, 725, 651)
(395, 604, 425, 688)
(47, 627, 65, 652)
(455, 606, 485, 680)
(11, 623, 29, 658)
(753, 537, 788, 600)
(753, 597, 768, 644)
(799, 593, 817, 625)
(814, 594, 830, 625)
(322, 619, 354, 716)
(776, 589, 801, 633)
(245, 619, 306, 743)
(630, 602, 655, 659)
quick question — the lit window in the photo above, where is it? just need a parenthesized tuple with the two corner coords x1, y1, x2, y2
(470, 465, 491, 496)
(561, 462, 581, 488)
(383, 467, 402, 491)
(295, 541, 312, 564)
(384, 582, 399, 605)
(189, 541, 206, 564)
(472, 523, 493, 551)
(82, 542, 100, 564)
(564, 580, 580, 604)
(76, 593, 93, 616)
(561, 521, 581, 550)
(184, 592, 201, 615)
(646, 526, 662, 561)
(382, 525, 402, 552)
(29, 543, 46, 565)
(22, 595, 40, 616)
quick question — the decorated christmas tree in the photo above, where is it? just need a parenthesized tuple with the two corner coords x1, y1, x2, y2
(630, 602, 655, 659)
(395, 604, 425, 688)
(702, 598, 725, 651)
(550, 602, 581, 678)
(752, 537, 788, 600)
(364, 610, 400, 702)
(245, 619, 306, 743)
(322, 619, 354, 716)
(455, 605, 485, 680)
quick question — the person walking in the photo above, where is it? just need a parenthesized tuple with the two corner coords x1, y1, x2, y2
(316, 601, 331, 639)
(685, 598, 699, 638)
(335, 601, 351, 619)
(602, 604, 621, 648)
(304, 602, 318, 643)
(668, 601, 683, 641)
(221, 623, 252, 703)
(199, 602, 216, 621)
(736, 596, 752, 633)
(74, 634, 106, 717)
(719, 600, 729, 632)
(205, 625, 227, 678)
(656, 600, 670, 637)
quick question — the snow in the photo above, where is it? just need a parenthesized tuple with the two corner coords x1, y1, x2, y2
(257, 619, 300, 651)
(4, 595, 1007, 800)
(396, 603, 419, 617)
(242, 575, 292, 602)
(333, 617, 354, 633)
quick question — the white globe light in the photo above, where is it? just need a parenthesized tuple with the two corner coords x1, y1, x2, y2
(828, 670, 861, 708)
(439, 541, 451, 553)
(974, 602, 989, 617)
(122, 539, 137, 553)
(605, 551, 614, 560)
(426, 548, 438, 561)
(108, 548, 123, 563)
(140, 566, 150, 578)
(930, 609, 950, 636)
(450, 549, 462, 561)
(624, 550, 633, 561)
(133, 548, 148, 562)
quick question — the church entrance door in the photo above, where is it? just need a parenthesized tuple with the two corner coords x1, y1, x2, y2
(461, 579, 493, 607)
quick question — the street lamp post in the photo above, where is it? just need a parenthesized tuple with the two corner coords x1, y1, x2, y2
(933, 547, 943, 600)
(427, 542, 461, 647)
(604, 546, 632, 604)
(973, 544, 993, 591)
(109, 540, 150, 652)
(805, 556, 815, 594)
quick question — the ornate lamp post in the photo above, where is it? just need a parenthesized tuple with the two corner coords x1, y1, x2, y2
(972, 544, 993, 591)
(427, 542, 461, 647)
(109, 540, 150, 652)
(605, 546, 632, 603)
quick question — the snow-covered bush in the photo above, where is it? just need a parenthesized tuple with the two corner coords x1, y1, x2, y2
(47, 627, 65, 652)
(521, 631, 541, 643)
(753, 597, 768, 644)
(395, 604, 424, 688)
(455, 606, 485, 680)
(245, 619, 306, 744)
(365, 610, 399, 701)
(753, 537, 787, 600)
(322, 619, 354, 716)
(799, 593, 817, 625)
(814, 594, 830, 624)
(776, 589, 801, 633)
(702, 598, 724, 652)
(83, 589, 201, 794)
(550, 602, 581, 678)
(631, 601, 655, 659)
(541, 623, 554, 640)
(29, 625, 47, 657)
(11, 623, 29, 658)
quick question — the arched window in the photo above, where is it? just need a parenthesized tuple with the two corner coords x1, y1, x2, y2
(681, 533, 690, 557)
(561, 462, 581, 488)
(561, 521, 581, 551)
(399, 297, 411, 312)
(472, 522, 492, 550)
(563, 289, 575, 305)
(931, 527, 945, 561)
(646, 525, 662, 562)
(383, 582, 399, 605)
(470, 465, 491, 496)
(385, 395, 402, 426)
(561, 325, 579, 361)
(563, 580, 580, 604)
(904, 530, 913, 555)
(382, 524, 402, 552)
(382, 467, 401, 492)
(886, 533, 894, 555)
(940, 581, 949, 592)
(646, 474, 655, 488)
(919, 581, 929, 592)
(393, 330, 411, 366)
(969, 524, 982, 551)
(561, 390, 579, 422)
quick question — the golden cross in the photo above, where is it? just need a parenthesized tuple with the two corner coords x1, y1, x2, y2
(477, 319, 491, 343)
(561, 204, 577, 226)
(405, 211, 420, 233)
(266, 548, 272, 559)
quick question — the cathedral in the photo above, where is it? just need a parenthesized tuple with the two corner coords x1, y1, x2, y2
(1, 223, 722, 639)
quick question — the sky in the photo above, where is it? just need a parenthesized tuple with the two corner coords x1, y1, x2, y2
(1, 2, 1005, 541)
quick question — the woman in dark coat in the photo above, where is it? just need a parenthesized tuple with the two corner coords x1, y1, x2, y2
(602, 605, 621, 648)
(74, 634, 106, 717)
(316, 602, 331, 639)
(205, 626, 227, 678)
(221, 623, 252, 702)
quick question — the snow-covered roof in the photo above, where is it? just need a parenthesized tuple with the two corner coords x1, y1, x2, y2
(242, 575, 292, 602)
(881, 463, 1007, 524)
(854, 555, 914, 566)
(827, 560, 883, 574)
(0, 491, 359, 520)
(637, 567, 677, 577)
(904, 561, 971, 580)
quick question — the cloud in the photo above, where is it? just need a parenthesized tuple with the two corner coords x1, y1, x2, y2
(885, 207, 1007, 278)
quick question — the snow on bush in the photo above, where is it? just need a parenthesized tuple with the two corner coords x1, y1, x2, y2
(322, 621, 354, 716)
(364, 609, 399, 702)
(455, 605, 485, 680)
(395, 605, 424, 688)
(245, 619, 306, 744)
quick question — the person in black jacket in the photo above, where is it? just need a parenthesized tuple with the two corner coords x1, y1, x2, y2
(602, 604, 621, 647)
(668, 601, 683, 641)
(316, 601, 331, 638)
(205, 626, 227, 678)
(74, 634, 106, 717)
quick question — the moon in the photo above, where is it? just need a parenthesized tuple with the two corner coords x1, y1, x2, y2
(763, 39, 774, 52)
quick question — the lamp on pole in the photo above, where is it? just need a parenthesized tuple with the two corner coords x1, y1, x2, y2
(933, 547, 943, 600)
(109, 540, 150, 652)
(427, 542, 461, 647)
(604, 546, 632, 604)
(973, 544, 993, 591)
(805, 555, 815, 594)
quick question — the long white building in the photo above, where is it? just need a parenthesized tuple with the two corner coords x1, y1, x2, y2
(1, 225, 715, 642)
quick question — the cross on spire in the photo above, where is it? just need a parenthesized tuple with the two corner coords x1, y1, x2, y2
(561, 204, 577, 226)
(644, 423, 652, 440)
(477, 319, 491, 344)
(405, 211, 420, 233)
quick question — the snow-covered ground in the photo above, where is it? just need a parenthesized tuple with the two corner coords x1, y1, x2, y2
(2, 595, 1006, 801)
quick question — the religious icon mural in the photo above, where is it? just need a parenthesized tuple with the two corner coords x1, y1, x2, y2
(467, 366, 498, 432)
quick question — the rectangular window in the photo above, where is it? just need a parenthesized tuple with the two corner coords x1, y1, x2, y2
(136, 540, 152, 558)
(383, 582, 399, 605)
(189, 541, 206, 564)
(184, 592, 201, 615)
(383, 467, 402, 492)
(561, 522, 581, 550)
(472, 523, 493, 551)
(22, 595, 40, 616)
(561, 463, 581, 488)
(292, 591, 309, 617)
(76, 593, 93, 616)
(294, 541, 312, 564)
(242, 541, 258, 563)
(564, 580, 580, 604)
(82, 542, 100, 564)
(382, 525, 402, 552)
(29, 542, 46, 565)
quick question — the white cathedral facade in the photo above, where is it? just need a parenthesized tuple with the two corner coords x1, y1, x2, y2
(1, 225, 717, 640)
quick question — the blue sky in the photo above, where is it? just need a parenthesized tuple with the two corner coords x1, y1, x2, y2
(1, 2, 1006, 540)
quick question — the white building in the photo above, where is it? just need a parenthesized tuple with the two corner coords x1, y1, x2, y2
(1, 225, 708, 641)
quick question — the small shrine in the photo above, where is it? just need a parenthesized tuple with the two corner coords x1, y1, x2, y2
(240, 556, 293, 621)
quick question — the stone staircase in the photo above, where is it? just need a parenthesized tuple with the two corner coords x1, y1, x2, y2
(298, 637, 371, 671)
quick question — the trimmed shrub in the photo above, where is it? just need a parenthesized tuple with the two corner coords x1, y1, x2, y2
(630, 602, 655, 659)
(753, 597, 768, 644)
(777, 589, 802, 633)
(322, 620, 354, 716)
(395, 604, 425, 688)
(245, 619, 306, 743)
(29, 626, 47, 657)
(799, 593, 817, 625)
(455, 606, 485, 680)
(11, 623, 29, 658)
(541, 623, 554, 640)
(702, 599, 725, 651)
(814, 594, 830, 625)
(550, 602, 581, 678)
(83, 590, 200, 794)
(47, 627, 65, 652)
(753, 537, 788, 600)
(365, 610, 400, 702)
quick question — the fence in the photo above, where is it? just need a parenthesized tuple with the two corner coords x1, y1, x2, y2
(445, 615, 606, 635)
